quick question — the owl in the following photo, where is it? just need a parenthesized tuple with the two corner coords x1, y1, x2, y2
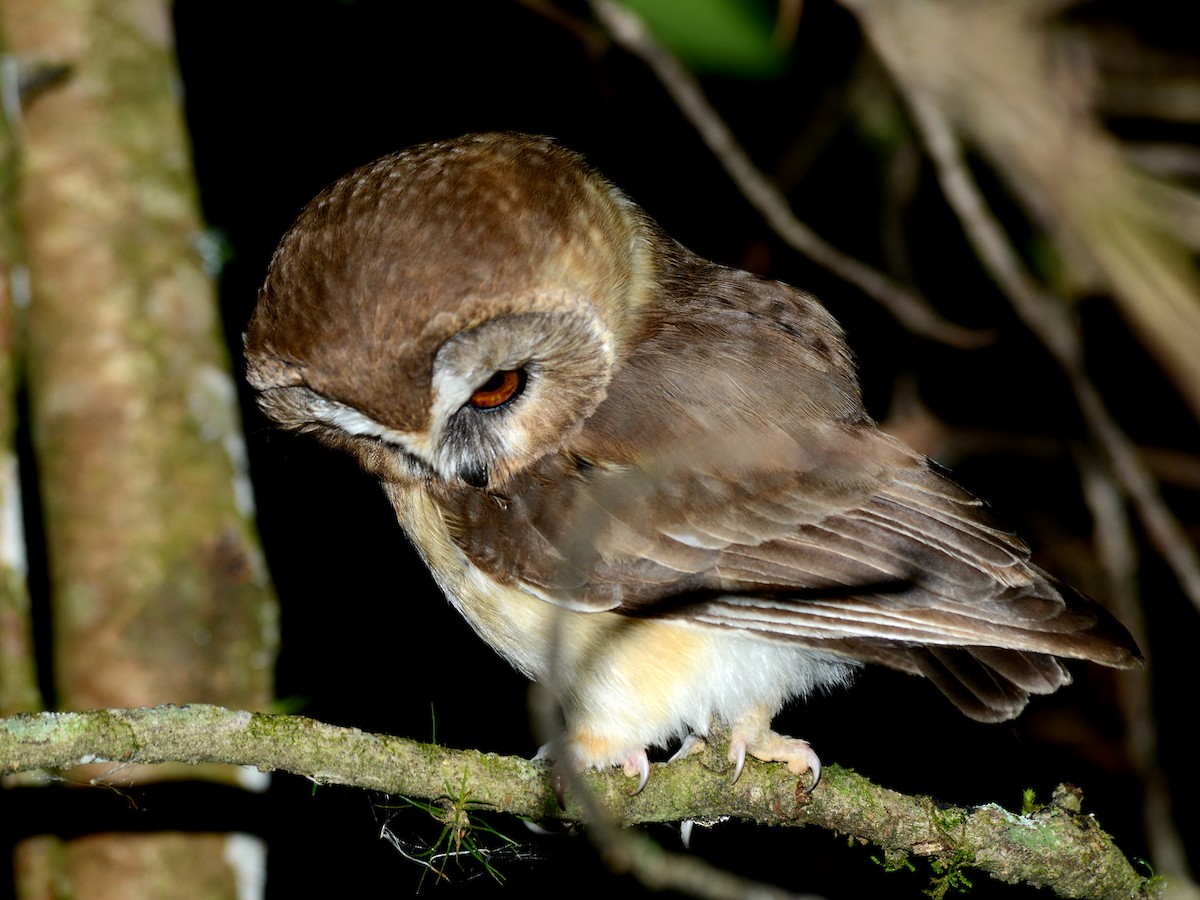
(245, 133, 1140, 790)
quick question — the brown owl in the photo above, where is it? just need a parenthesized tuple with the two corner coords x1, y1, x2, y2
(245, 133, 1139, 790)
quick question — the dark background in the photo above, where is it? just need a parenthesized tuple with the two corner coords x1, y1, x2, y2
(15, 1, 1181, 896)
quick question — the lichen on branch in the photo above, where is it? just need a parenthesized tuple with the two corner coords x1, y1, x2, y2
(0, 704, 1155, 899)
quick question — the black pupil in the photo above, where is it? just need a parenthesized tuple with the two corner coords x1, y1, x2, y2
(479, 371, 508, 393)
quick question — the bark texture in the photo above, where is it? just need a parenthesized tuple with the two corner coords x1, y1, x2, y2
(0, 1, 278, 896)
(0, 705, 1159, 900)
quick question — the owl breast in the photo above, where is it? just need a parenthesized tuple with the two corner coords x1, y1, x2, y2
(386, 482, 857, 768)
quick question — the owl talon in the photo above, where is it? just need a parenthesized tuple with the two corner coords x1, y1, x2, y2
(729, 711, 822, 790)
(669, 733, 707, 763)
(730, 738, 747, 783)
(536, 741, 651, 798)
(551, 766, 569, 809)
(807, 749, 822, 790)
(532, 743, 572, 808)
(625, 748, 651, 794)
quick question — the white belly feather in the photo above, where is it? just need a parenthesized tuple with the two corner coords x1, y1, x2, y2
(390, 484, 857, 767)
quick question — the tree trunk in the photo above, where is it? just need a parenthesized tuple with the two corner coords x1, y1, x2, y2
(0, 1, 278, 896)
(0, 10, 40, 722)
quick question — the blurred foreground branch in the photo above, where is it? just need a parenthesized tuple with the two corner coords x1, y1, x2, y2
(0, 704, 1155, 900)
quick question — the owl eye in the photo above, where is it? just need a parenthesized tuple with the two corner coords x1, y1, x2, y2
(468, 368, 526, 411)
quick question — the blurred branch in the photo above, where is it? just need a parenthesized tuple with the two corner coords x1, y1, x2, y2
(1122, 142, 1200, 181)
(850, 0, 1200, 419)
(0, 704, 1156, 899)
(845, 0, 1200, 615)
(586, 0, 993, 350)
(1102, 76, 1200, 122)
(1078, 451, 1193, 885)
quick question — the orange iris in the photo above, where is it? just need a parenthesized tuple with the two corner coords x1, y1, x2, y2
(469, 369, 524, 410)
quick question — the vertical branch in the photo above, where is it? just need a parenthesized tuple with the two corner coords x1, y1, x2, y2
(0, 0, 278, 896)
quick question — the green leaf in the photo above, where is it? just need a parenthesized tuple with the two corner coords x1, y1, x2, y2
(620, 0, 789, 77)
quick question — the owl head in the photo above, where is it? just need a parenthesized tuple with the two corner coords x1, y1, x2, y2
(246, 133, 656, 490)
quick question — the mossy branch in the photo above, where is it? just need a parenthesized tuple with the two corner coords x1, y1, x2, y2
(0, 704, 1154, 898)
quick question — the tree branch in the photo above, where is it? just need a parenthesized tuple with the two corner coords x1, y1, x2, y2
(586, 0, 993, 350)
(0, 704, 1154, 899)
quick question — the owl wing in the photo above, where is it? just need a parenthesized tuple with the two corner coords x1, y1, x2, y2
(446, 273, 1139, 721)
(460, 278, 1138, 721)
(510, 429, 1139, 722)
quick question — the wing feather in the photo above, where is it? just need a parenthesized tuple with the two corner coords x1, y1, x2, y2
(561, 439, 1137, 720)
(442, 276, 1141, 721)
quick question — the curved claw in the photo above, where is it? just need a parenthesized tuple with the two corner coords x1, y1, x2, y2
(551, 766, 569, 810)
(680, 819, 694, 849)
(625, 748, 651, 794)
(668, 733, 706, 763)
(727, 726, 821, 791)
(730, 738, 747, 783)
(807, 748, 822, 791)
(532, 743, 570, 809)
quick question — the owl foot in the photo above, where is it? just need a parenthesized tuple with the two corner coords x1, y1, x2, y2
(668, 733, 707, 763)
(624, 748, 651, 794)
(729, 712, 821, 790)
(533, 743, 570, 809)
(535, 740, 652, 799)
(671, 735, 708, 850)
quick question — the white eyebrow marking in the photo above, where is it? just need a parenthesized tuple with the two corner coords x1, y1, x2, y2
(310, 399, 435, 457)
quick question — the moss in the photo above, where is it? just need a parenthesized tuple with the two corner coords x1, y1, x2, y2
(1021, 788, 1040, 816)
(872, 848, 916, 874)
(926, 850, 975, 899)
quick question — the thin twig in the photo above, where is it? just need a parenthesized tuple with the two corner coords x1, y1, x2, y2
(586, 0, 992, 350)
